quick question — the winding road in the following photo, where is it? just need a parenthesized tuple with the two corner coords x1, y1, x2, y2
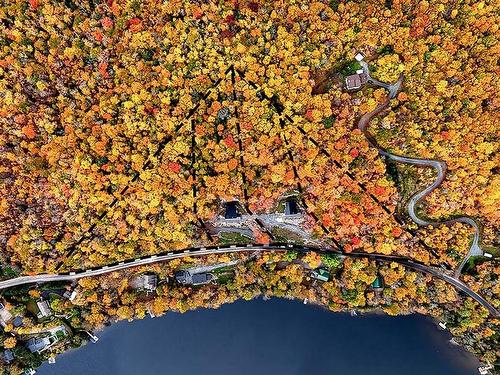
(0, 243, 498, 318)
(358, 60, 484, 277)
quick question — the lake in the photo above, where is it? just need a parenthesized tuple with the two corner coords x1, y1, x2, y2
(38, 298, 480, 375)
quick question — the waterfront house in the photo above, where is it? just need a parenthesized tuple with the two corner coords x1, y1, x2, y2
(140, 273, 158, 292)
(35, 300, 52, 319)
(310, 268, 330, 282)
(26, 336, 55, 353)
(175, 270, 214, 286)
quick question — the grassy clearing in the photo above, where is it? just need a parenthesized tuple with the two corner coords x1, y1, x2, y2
(218, 231, 253, 245)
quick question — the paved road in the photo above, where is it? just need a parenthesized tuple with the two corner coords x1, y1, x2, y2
(357, 67, 484, 277)
(0, 243, 497, 318)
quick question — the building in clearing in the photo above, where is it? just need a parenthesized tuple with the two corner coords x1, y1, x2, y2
(345, 69, 368, 90)
(36, 300, 52, 319)
(284, 198, 299, 215)
(310, 268, 330, 282)
(224, 201, 241, 219)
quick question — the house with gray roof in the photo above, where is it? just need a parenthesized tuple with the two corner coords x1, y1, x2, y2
(2, 349, 14, 364)
(36, 300, 52, 319)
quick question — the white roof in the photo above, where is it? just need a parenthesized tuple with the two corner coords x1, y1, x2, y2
(355, 53, 364, 61)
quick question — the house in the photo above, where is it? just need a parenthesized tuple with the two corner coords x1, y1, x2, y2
(36, 300, 52, 319)
(284, 198, 299, 215)
(224, 201, 240, 219)
(370, 276, 384, 291)
(355, 53, 364, 62)
(191, 273, 214, 285)
(24, 369, 36, 375)
(345, 70, 368, 90)
(174, 270, 214, 286)
(310, 268, 330, 282)
(12, 316, 24, 328)
(26, 336, 55, 353)
(175, 270, 191, 284)
(63, 289, 78, 301)
(478, 363, 493, 375)
(140, 273, 158, 292)
(2, 349, 14, 364)
(0, 303, 13, 327)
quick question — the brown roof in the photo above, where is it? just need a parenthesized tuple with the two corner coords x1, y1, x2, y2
(345, 73, 368, 90)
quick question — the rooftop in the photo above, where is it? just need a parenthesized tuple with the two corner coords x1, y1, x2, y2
(36, 300, 52, 319)
(345, 72, 368, 90)
(311, 268, 330, 282)
(224, 201, 241, 219)
(26, 336, 53, 353)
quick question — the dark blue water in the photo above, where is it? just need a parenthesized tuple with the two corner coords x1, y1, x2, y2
(39, 299, 479, 375)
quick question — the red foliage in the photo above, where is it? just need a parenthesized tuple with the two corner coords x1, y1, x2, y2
(223, 135, 238, 149)
(168, 162, 181, 173)
(351, 236, 361, 246)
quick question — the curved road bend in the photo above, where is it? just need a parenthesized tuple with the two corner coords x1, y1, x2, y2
(0, 244, 497, 318)
(357, 66, 484, 277)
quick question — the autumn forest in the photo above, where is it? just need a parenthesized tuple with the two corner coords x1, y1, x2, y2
(0, 0, 498, 373)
